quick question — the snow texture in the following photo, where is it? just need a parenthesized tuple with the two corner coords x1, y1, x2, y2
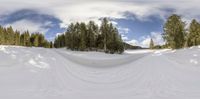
(0, 45, 200, 99)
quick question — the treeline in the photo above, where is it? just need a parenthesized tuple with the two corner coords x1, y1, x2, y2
(124, 43, 142, 49)
(54, 18, 124, 54)
(150, 14, 200, 49)
(0, 26, 52, 48)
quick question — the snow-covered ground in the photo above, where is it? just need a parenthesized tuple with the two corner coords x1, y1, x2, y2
(0, 45, 200, 99)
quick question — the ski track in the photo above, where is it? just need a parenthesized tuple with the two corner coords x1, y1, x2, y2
(0, 46, 200, 99)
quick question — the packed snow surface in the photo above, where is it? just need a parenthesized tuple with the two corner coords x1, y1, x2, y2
(0, 45, 200, 99)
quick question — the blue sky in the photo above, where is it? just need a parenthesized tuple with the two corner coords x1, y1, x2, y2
(0, 0, 200, 47)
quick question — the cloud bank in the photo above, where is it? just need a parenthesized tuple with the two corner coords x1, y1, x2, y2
(1, 0, 200, 25)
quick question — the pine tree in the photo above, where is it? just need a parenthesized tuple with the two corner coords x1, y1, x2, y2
(149, 38, 154, 49)
(65, 32, 70, 48)
(33, 34, 39, 47)
(54, 19, 124, 54)
(100, 18, 109, 52)
(43, 40, 50, 48)
(96, 34, 104, 49)
(14, 30, 20, 45)
(30, 34, 35, 46)
(107, 26, 124, 54)
(24, 31, 30, 46)
(20, 33, 25, 46)
(163, 14, 185, 49)
(50, 41, 53, 48)
(79, 23, 87, 50)
(87, 21, 97, 50)
(0, 25, 49, 48)
(188, 19, 200, 46)
(0, 26, 4, 44)
(65, 23, 74, 49)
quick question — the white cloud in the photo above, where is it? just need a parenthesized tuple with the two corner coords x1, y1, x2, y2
(118, 27, 130, 41)
(127, 32, 165, 48)
(1, 0, 200, 45)
(121, 34, 128, 41)
(4, 19, 49, 33)
(141, 38, 151, 48)
(118, 27, 130, 34)
(1, 0, 200, 27)
(127, 39, 139, 46)
(150, 32, 165, 45)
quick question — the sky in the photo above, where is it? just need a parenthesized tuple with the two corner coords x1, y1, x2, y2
(0, 0, 200, 47)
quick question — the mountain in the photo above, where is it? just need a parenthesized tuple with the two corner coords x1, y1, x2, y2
(124, 42, 143, 49)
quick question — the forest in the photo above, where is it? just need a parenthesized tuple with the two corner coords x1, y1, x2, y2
(150, 14, 200, 49)
(54, 18, 124, 54)
(0, 15, 200, 53)
(0, 26, 53, 48)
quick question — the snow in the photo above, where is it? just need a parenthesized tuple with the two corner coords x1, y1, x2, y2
(125, 49, 154, 54)
(190, 59, 198, 65)
(28, 58, 49, 69)
(0, 45, 200, 99)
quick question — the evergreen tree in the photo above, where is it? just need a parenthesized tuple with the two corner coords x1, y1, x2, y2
(0, 25, 50, 48)
(0, 26, 4, 44)
(79, 23, 87, 50)
(72, 22, 81, 50)
(96, 34, 104, 49)
(24, 31, 30, 46)
(30, 34, 35, 46)
(100, 18, 109, 52)
(20, 33, 25, 46)
(107, 26, 124, 54)
(54, 34, 66, 48)
(188, 19, 200, 46)
(38, 34, 44, 47)
(50, 41, 53, 48)
(65, 23, 74, 49)
(6, 26, 15, 45)
(34, 34, 39, 47)
(149, 38, 154, 49)
(14, 30, 20, 45)
(53, 19, 124, 54)
(28, 33, 39, 47)
(43, 40, 50, 48)
(163, 14, 185, 49)
(87, 21, 97, 50)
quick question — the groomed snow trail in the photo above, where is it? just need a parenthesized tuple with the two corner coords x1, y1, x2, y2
(0, 46, 200, 99)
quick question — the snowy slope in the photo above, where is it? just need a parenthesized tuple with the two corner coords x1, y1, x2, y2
(0, 45, 200, 99)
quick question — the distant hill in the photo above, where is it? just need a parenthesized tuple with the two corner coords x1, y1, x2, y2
(124, 42, 143, 49)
